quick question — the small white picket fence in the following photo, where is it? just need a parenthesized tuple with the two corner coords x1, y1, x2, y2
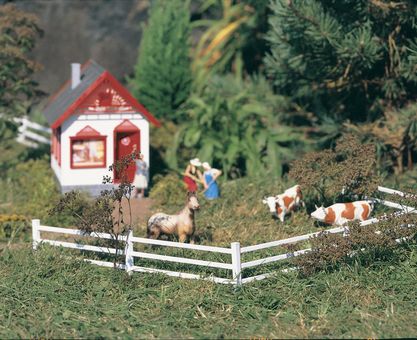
(15, 117, 51, 148)
(31, 186, 416, 286)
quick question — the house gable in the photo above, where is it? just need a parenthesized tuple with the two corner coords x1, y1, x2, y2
(114, 119, 140, 132)
(74, 125, 102, 137)
(45, 61, 160, 129)
(44, 60, 105, 126)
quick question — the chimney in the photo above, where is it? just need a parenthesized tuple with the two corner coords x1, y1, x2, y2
(71, 63, 81, 89)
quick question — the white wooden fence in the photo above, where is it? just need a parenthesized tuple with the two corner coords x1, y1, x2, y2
(15, 117, 51, 148)
(32, 222, 238, 285)
(31, 186, 416, 286)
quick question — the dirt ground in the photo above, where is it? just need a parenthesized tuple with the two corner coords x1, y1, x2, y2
(120, 197, 154, 230)
(27, 197, 155, 243)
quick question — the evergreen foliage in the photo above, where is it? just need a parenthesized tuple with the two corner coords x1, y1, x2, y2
(130, 0, 192, 122)
(265, 0, 417, 122)
(346, 103, 417, 174)
(0, 4, 42, 136)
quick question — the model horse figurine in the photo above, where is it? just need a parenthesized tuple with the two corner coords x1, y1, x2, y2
(147, 192, 200, 243)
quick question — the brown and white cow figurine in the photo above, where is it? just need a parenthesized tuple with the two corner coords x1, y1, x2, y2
(310, 201, 373, 226)
(262, 185, 304, 222)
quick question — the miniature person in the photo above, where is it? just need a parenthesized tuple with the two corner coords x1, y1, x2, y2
(183, 158, 204, 192)
(132, 144, 148, 198)
(202, 162, 221, 199)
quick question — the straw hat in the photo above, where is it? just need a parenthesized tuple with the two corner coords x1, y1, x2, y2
(202, 162, 211, 170)
(190, 158, 201, 166)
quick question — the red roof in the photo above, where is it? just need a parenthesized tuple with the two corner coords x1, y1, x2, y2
(44, 60, 161, 128)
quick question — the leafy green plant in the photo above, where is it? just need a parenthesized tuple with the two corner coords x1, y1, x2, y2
(167, 73, 304, 179)
(191, 0, 269, 92)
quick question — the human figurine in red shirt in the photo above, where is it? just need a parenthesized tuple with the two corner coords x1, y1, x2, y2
(183, 158, 204, 192)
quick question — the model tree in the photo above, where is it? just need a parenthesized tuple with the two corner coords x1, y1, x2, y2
(130, 0, 192, 122)
(265, 0, 417, 123)
(0, 4, 42, 129)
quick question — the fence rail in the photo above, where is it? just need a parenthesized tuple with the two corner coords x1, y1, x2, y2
(14, 117, 51, 148)
(31, 186, 416, 285)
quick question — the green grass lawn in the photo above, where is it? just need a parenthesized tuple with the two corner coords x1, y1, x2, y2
(1, 175, 417, 338)
(1, 244, 416, 338)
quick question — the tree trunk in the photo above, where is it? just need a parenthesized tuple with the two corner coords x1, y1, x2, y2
(407, 145, 413, 171)
(397, 152, 404, 174)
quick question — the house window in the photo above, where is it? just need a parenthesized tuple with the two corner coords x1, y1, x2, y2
(70, 126, 106, 169)
(70, 137, 106, 169)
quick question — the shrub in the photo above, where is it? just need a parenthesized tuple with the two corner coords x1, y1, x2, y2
(289, 134, 380, 206)
(149, 173, 187, 206)
(50, 152, 140, 266)
(0, 214, 28, 241)
(167, 74, 303, 178)
(295, 197, 417, 276)
(0, 158, 68, 222)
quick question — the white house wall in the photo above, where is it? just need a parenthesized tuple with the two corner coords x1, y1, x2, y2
(51, 155, 62, 183)
(59, 113, 150, 188)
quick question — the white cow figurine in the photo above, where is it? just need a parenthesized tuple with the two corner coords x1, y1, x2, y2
(262, 185, 304, 222)
(310, 201, 373, 226)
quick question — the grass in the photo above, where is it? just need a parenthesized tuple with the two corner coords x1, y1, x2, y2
(1, 175, 417, 338)
(141, 176, 322, 248)
(0, 244, 416, 338)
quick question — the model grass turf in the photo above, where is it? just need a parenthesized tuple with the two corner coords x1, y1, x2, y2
(1, 175, 417, 337)
(1, 244, 416, 338)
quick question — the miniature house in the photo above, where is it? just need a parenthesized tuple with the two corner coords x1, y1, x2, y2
(43, 60, 160, 196)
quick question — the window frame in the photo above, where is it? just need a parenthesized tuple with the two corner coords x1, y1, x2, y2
(69, 134, 107, 169)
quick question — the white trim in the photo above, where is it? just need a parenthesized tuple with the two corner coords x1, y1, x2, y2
(78, 113, 146, 121)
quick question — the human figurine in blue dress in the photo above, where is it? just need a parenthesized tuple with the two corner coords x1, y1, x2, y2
(202, 162, 222, 200)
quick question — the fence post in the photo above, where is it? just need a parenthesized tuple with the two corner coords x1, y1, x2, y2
(32, 219, 40, 250)
(125, 229, 134, 275)
(231, 242, 242, 286)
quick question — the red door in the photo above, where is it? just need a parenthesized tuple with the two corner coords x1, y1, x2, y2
(114, 120, 140, 183)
